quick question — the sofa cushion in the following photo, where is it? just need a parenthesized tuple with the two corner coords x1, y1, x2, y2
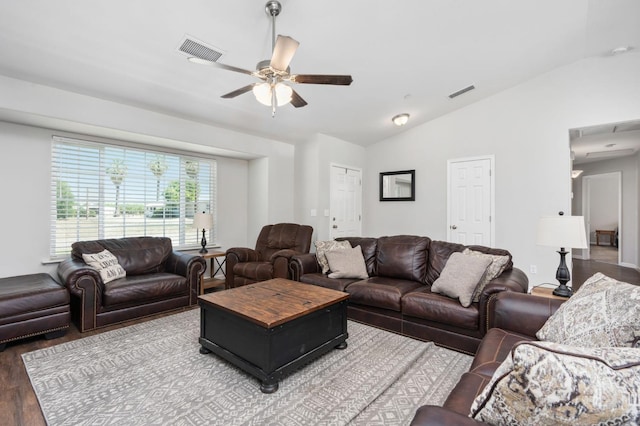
(462, 248, 510, 303)
(300, 273, 360, 292)
(347, 277, 423, 312)
(82, 249, 126, 284)
(102, 273, 188, 307)
(376, 235, 430, 282)
(470, 341, 640, 424)
(536, 272, 640, 348)
(266, 223, 299, 249)
(402, 287, 479, 330)
(232, 261, 274, 281)
(338, 237, 378, 276)
(314, 240, 351, 274)
(325, 246, 369, 279)
(431, 252, 492, 307)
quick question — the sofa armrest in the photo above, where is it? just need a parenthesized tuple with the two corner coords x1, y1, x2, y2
(165, 251, 206, 305)
(410, 405, 489, 425)
(487, 291, 565, 338)
(270, 249, 302, 279)
(56, 258, 103, 332)
(477, 267, 528, 335)
(225, 247, 261, 289)
(289, 253, 320, 281)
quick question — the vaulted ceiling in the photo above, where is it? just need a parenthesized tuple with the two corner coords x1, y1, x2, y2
(1, 0, 639, 146)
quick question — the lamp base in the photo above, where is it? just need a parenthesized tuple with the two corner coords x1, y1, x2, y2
(199, 229, 208, 254)
(552, 284, 573, 298)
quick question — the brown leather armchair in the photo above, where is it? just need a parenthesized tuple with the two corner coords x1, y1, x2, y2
(225, 223, 313, 288)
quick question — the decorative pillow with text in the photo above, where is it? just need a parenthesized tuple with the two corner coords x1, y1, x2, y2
(82, 249, 126, 284)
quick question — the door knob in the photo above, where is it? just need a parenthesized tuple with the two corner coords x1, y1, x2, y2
(450, 225, 457, 230)
(332, 225, 338, 229)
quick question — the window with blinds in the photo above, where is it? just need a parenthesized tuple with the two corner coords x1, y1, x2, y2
(50, 136, 217, 258)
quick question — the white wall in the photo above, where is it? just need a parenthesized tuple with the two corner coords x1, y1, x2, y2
(363, 52, 640, 289)
(572, 154, 639, 267)
(294, 133, 366, 244)
(0, 75, 296, 278)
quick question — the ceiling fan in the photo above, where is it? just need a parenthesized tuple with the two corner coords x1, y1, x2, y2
(193, 1, 353, 117)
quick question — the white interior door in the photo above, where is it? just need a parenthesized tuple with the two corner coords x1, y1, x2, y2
(447, 156, 494, 246)
(330, 165, 362, 239)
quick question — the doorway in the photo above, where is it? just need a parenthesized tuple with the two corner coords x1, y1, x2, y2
(581, 172, 621, 265)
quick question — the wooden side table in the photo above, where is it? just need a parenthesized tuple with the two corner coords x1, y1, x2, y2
(199, 251, 226, 294)
(595, 230, 615, 246)
(530, 286, 570, 300)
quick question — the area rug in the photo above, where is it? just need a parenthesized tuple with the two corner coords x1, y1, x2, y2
(22, 309, 471, 425)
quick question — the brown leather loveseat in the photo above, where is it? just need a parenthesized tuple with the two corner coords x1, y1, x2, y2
(410, 291, 564, 425)
(291, 235, 528, 354)
(57, 236, 205, 332)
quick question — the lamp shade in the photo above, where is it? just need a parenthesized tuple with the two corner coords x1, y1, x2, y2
(193, 212, 214, 230)
(536, 215, 588, 249)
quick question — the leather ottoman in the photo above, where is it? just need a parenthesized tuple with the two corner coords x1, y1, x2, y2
(0, 273, 70, 351)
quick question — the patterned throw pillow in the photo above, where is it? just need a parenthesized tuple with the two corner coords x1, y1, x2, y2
(325, 246, 369, 279)
(536, 272, 640, 348)
(470, 341, 640, 425)
(431, 252, 492, 307)
(314, 240, 351, 274)
(82, 249, 126, 284)
(462, 248, 510, 302)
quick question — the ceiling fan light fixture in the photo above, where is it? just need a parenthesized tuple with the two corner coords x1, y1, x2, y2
(274, 82, 292, 106)
(253, 82, 293, 107)
(392, 113, 410, 127)
(253, 83, 273, 106)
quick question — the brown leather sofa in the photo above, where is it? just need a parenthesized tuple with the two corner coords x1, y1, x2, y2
(225, 223, 313, 288)
(410, 291, 565, 425)
(57, 237, 205, 332)
(291, 235, 528, 354)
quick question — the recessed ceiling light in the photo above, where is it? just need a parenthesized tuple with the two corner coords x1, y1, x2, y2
(611, 46, 633, 55)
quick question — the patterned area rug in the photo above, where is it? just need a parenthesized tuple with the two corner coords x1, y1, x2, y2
(22, 309, 472, 425)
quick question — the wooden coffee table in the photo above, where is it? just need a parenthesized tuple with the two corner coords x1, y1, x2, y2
(198, 278, 349, 393)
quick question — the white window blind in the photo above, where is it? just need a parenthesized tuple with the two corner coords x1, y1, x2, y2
(50, 136, 217, 258)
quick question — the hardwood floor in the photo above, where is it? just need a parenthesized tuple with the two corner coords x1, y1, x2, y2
(0, 307, 198, 426)
(572, 257, 640, 292)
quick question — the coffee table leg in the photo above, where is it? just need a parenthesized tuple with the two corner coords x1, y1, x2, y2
(260, 380, 279, 394)
(199, 346, 211, 354)
(336, 341, 348, 350)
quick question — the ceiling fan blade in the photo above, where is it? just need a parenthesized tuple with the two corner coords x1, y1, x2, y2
(270, 35, 300, 71)
(221, 84, 257, 99)
(194, 59, 259, 77)
(290, 74, 353, 85)
(290, 89, 308, 108)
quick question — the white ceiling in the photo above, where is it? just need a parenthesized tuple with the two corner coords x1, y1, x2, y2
(1, 0, 639, 146)
(571, 120, 640, 165)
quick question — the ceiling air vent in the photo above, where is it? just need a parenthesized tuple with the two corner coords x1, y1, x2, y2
(448, 84, 475, 99)
(177, 35, 225, 62)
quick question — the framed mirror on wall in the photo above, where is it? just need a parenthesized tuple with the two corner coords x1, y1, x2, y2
(379, 170, 415, 201)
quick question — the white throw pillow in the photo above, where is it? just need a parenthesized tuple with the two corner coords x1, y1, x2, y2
(82, 249, 126, 284)
(536, 272, 640, 348)
(325, 245, 369, 279)
(315, 240, 352, 274)
(470, 341, 640, 425)
(431, 252, 492, 307)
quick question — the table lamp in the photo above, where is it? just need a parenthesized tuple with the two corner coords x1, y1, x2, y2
(193, 211, 214, 253)
(536, 212, 588, 297)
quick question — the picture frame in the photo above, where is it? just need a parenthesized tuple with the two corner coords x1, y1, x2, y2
(379, 170, 415, 201)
